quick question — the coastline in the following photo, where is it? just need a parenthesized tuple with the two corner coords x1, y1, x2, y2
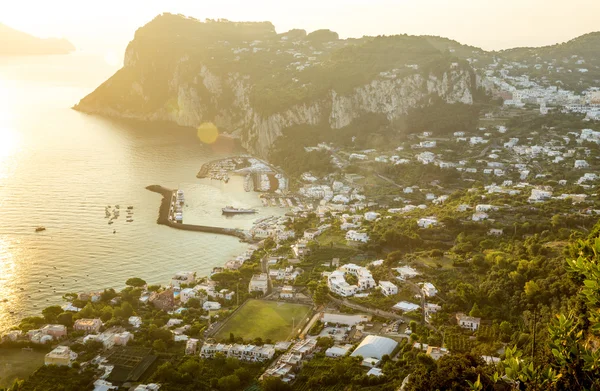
(145, 184, 255, 243)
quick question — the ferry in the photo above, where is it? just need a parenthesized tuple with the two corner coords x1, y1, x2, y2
(222, 206, 257, 215)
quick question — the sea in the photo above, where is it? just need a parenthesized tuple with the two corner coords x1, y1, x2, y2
(0, 53, 285, 333)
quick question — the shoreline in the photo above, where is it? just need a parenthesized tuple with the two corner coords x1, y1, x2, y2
(145, 185, 255, 243)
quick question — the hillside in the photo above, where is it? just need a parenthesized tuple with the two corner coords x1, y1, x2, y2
(0, 23, 75, 56)
(74, 13, 476, 157)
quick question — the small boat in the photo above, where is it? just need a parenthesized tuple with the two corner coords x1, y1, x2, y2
(222, 206, 257, 215)
(108, 221, 114, 225)
(127, 206, 133, 210)
(126, 219, 133, 223)
(115, 205, 120, 209)
(35, 227, 46, 232)
(113, 230, 116, 234)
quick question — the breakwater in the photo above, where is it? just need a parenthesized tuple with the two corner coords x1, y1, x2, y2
(145, 185, 253, 242)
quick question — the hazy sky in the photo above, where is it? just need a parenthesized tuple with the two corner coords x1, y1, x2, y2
(3, 0, 599, 55)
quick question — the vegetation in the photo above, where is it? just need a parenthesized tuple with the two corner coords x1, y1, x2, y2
(215, 300, 312, 342)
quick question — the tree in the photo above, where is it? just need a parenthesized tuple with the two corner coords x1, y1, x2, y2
(125, 277, 146, 287)
(57, 312, 73, 328)
(42, 306, 63, 323)
(152, 339, 167, 352)
(469, 303, 482, 318)
(217, 374, 240, 391)
(187, 297, 201, 309)
(262, 377, 292, 391)
(316, 336, 334, 349)
(314, 283, 329, 305)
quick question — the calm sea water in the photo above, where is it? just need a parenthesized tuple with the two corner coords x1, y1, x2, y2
(0, 54, 283, 332)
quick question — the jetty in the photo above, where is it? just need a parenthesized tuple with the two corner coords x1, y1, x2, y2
(146, 185, 254, 243)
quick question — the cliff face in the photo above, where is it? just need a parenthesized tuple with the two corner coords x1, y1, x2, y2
(75, 14, 476, 157)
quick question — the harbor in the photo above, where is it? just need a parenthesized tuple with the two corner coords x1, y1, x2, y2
(146, 185, 254, 242)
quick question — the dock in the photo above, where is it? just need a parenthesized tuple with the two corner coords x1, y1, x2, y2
(145, 185, 254, 243)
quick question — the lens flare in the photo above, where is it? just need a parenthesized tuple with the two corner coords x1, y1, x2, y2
(197, 122, 219, 144)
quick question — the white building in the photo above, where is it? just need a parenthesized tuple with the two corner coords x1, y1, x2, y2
(345, 230, 369, 243)
(327, 270, 358, 297)
(203, 301, 222, 311)
(417, 217, 438, 228)
(350, 335, 398, 367)
(248, 274, 269, 294)
(200, 343, 275, 362)
(421, 283, 438, 297)
(128, 316, 142, 328)
(456, 313, 481, 331)
(379, 281, 398, 296)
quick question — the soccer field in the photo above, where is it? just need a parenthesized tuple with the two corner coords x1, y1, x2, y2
(215, 299, 312, 342)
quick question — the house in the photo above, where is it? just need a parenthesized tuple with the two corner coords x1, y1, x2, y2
(200, 343, 275, 362)
(367, 367, 383, 377)
(1, 330, 22, 342)
(45, 346, 76, 366)
(488, 228, 503, 236)
(394, 266, 420, 280)
(179, 288, 196, 304)
(345, 230, 369, 243)
(171, 271, 195, 288)
(472, 212, 489, 221)
(291, 241, 310, 257)
(203, 301, 222, 311)
(379, 281, 398, 296)
(426, 346, 449, 360)
(321, 313, 370, 326)
(133, 385, 161, 391)
(424, 303, 441, 323)
(421, 283, 438, 297)
(186, 338, 199, 355)
(113, 331, 134, 346)
(303, 228, 321, 240)
(364, 212, 379, 221)
(74, 319, 103, 334)
(417, 217, 438, 228)
(217, 289, 235, 301)
(327, 270, 358, 297)
(456, 313, 481, 331)
(128, 316, 142, 328)
(528, 189, 552, 203)
(393, 301, 420, 312)
(40, 324, 67, 339)
(249, 274, 269, 295)
(326, 345, 352, 358)
(575, 160, 589, 169)
(280, 286, 295, 299)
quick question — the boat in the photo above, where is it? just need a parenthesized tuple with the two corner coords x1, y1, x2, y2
(127, 206, 133, 210)
(126, 219, 133, 223)
(108, 221, 114, 225)
(35, 227, 46, 232)
(222, 206, 257, 215)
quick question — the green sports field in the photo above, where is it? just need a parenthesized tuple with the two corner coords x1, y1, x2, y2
(215, 299, 312, 342)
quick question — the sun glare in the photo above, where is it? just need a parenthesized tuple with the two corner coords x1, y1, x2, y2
(197, 122, 219, 144)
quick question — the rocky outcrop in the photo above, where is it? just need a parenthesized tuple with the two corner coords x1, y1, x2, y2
(75, 16, 476, 157)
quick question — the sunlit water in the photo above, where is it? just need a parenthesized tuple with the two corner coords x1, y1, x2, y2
(0, 54, 284, 332)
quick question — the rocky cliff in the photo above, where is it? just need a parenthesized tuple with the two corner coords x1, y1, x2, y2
(75, 13, 476, 157)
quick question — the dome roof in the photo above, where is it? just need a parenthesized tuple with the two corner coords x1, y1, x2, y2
(350, 335, 398, 360)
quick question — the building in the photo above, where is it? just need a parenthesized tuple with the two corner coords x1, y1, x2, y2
(186, 338, 199, 355)
(417, 217, 438, 228)
(378, 281, 398, 296)
(327, 270, 358, 297)
(426, 346, 449, 360)
(339, 264, 376, 290)
(129, 316, 142, 328)
(393, 301, 420, 312)
(40, 324, 67, 339)
(345, 230, 369, 243)
(113, 331, 134, 346)
(249, 274, 269, 295)
(200, 343, 275, 362)
(280, 285, 295, 299)
(45, 345, 76, 366)
(350, 335, 398, 367)
(421, 283, 438, 297)
(133, 385, 161, 391)
(74, 318, 103, 334)
(456, 313, 481, 331)
(326, 345, 352, 358)
(321, 313, 370, 326)
(203, 301, 222, 311)
(179, 288, 197, 304)
(394, 266, 420, 280)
